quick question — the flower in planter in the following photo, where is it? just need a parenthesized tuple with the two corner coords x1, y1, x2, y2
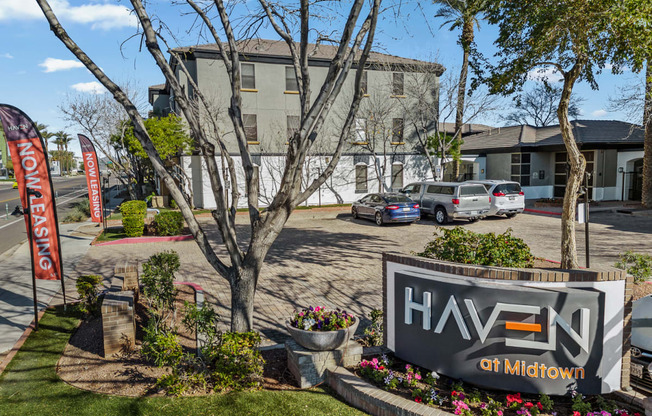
(289, 306, 355, 331)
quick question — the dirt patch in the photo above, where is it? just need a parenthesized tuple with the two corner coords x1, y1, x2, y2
(57, 284, 297, 396)
(634, 282, 652, 301)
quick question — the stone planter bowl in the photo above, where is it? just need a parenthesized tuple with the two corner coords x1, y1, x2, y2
(286, 317, 359, 351)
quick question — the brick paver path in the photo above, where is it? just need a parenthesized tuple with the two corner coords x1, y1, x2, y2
(66, 208, 652, 346)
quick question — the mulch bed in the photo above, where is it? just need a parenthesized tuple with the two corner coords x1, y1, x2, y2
(57, 284, 298, 397)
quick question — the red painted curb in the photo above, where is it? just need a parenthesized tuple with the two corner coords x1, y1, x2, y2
(95, 235, 194, 246)
(174, 281, 204, 292)
(524, 208, 562, 216)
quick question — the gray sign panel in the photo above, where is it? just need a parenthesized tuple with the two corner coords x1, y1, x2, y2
(392, 272, 604, 395)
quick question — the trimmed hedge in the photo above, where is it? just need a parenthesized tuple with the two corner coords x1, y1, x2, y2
(155, 211, 184, 236)
(416, 227, 534, 268)
(121, 200, 147, 237)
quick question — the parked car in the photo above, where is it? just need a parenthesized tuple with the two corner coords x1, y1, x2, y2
(400, 181, 491, 225)
(630, 295, 652, 392)
(467, 180, 525, 218)
(351, 193, 420, 226)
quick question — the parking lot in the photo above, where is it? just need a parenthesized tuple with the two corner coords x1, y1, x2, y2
(69, 208, 652, 345)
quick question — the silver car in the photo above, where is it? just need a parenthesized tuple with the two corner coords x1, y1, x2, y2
(467, 180, 525, 218)
(401, 181, 491, 224)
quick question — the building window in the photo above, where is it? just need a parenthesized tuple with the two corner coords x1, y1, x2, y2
(392, 72, 404, 96)
(243, 114, 258, 143)
(360, 71, 368, 95)
(241, 63, 255, 89)
(354, 118, 367, 143)
(285, 66, 299, 92)
(287, 115, 300, 140)
(355, 164, 368, 193)
(392, 118, 404, 143)
(391, 163, 404, 190)
(510, 153, 531, 186)
(553, 151, 595, 198)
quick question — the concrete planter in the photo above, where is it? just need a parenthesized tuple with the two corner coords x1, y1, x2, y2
(286, 317, 359, 351)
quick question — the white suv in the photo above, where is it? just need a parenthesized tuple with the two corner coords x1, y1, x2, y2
(466, 180, 525, 218)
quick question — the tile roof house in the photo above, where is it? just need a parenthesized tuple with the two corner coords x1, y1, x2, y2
(459, 120, 645, 201)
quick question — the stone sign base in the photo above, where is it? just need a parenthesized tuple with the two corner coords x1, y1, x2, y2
(286, 339, 362, 388)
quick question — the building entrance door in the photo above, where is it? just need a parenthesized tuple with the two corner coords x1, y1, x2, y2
(629, 159, 643, 201)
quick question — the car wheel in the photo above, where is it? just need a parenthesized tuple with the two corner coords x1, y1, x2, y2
(434, 207, 447, 225)
(352, 207, 358, 219)
(506, 213, 517, 219)
(469, 218, 479, 223)
(375, 212, 384, 226)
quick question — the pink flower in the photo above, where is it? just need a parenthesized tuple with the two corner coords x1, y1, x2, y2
(573, 412, 581, 416)
(497, 412, 503, 416)
(315, 306, 320, 312)
(415, 396, 422, 403)
(415, 374, 422, 380)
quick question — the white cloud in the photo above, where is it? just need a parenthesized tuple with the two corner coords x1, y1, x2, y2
(2, 53, 13, 59)
(591, 109, 608, 118)
(527, 66, 563, 83)
(0, 0, 137, 30)
(39, 57, 84, 72)
(71, 81, 106, 94)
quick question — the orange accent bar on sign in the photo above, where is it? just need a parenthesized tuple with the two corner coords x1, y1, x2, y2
(505, 322, 542, 332)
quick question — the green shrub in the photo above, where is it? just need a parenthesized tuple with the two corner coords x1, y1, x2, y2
(74, 198, 91, 217)
(361, 309, 384, 347)
(63, 198, 93, 223)
(120, 200, 147, 237)
(615, 251, 652, 283)
(142, 250, 180, 312)
(75, 274, 102, 315)
(169, 199, 178, 209)
(155, 211, 184, 236)
(142, 320, 183, 367)
(182, 301, 221, 352)
(209, 331, 265, 392)
(416, 227, 534, 268)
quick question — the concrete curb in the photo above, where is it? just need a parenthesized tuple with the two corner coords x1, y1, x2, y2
(326, 366, 451, 416)
(524, 208, 562, 216)
(95, 235, 194, 246)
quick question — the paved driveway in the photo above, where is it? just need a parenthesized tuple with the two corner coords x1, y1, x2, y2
(68, 208, 652, 345)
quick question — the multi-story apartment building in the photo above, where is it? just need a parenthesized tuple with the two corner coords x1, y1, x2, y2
(149, 39, 445, 208)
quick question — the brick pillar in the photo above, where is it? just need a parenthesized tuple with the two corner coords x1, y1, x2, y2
(101, 291, 135, 357)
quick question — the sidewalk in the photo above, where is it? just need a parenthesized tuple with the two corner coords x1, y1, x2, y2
(525, 199, 652, 216)
(0, 189, 124, 356)
(0, 221, 96, 354)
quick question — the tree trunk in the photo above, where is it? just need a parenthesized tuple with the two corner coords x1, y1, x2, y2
(642, 60, 652, 208)
(557, 63, 585, 269)
(452, 19, 474, 180)
(229, 266, 258, 332)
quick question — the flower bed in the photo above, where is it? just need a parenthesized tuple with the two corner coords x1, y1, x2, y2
(354, 354, 642, 416)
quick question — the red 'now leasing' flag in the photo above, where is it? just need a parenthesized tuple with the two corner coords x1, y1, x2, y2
(78, 134, 103, 223)
(0, 104, 63, 280)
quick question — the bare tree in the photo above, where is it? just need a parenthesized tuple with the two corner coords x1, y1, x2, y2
(401, 66, 497, 181)
(59, 91, 146, 199)
(503, 83, 585, 127)
(38, 0, 380, 332)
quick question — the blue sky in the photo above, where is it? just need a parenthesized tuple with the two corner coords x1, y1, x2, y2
(0, 0, 644, 157)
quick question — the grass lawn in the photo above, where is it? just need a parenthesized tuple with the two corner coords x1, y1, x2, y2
(0, 307, 365, 416)
(94, 227, 128, 242)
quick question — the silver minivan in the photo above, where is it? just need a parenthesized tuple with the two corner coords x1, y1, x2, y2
(401, 181, 491, 224)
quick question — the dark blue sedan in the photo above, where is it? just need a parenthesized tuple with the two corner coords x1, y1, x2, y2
(351, 193, 420, 226)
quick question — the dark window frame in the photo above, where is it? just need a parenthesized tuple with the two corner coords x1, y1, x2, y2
(241, 63, 256, 89)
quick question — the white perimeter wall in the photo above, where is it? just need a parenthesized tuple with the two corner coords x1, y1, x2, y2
(182, 154, 436, 209)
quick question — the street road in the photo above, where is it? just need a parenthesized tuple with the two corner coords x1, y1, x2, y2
(0, 176, 88, 256)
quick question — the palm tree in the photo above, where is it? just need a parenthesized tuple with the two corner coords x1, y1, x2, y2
(53, 131, 71, 175)
(434, 0, 488, 179)
(34, 122, 55, 149)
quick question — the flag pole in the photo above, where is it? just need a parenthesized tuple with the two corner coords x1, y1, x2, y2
(25, 189, 41, 331)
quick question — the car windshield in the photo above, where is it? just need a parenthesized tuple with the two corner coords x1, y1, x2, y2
(495, 183, 522, 194)
(385, 195, 412, 203)
(459, 185, 488, 196)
